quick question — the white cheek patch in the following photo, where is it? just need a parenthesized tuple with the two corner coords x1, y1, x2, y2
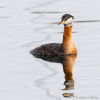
(65, 17, 73, 26)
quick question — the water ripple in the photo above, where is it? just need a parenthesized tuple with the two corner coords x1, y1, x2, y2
(21, 35, 50, 47)
(32, 0, 63, 8)
(34, 58, 61, 100)
(74, 20, 100, 23)
(0, 6, 5, 8)
(0, 16, 10, 19)
(31, 11, 64, 14)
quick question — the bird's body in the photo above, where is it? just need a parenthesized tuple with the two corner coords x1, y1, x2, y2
(30, 43, 64, 56)
(30, 14, 77, 57)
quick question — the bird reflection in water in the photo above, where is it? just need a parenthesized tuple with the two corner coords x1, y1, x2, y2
(62, 55, 76, 98)
(31, 53, 77, 98)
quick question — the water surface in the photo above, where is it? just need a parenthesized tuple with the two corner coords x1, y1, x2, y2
(0, 0, 100, 100)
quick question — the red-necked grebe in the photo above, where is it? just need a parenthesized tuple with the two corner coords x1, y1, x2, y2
(30, 14, 77, 56)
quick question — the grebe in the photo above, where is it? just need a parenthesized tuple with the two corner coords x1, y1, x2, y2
(30, 14, 77, 56)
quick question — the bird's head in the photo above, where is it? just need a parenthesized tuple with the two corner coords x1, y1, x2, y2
(58, 14, 74, 26)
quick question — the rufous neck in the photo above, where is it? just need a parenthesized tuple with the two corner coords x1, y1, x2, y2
(62, 25, 77, 55)
(63, 25, 72, 43)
